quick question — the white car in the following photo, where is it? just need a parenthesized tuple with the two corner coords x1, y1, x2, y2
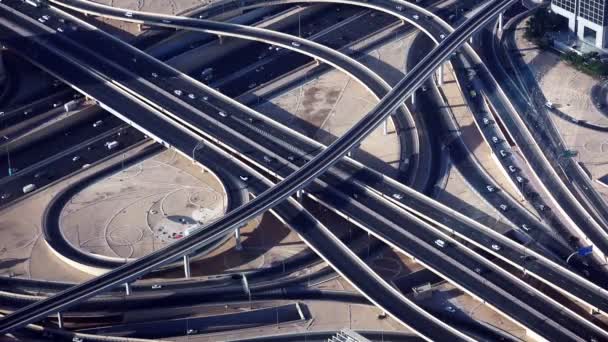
(445, 306, 456, 313)
(151, 284, 162, 289)
(521, 224, 531, 231)
(57, 27, 64, 32)
(395, 5, 404, 11)
(162, 19, 171, 24)
(412, 14, 420, 20)
(515, 176, 525, 183)
(151, 72, 158, 78)
(440, 34, 446, 39)
(291, 41, 301, 47)
(174, 89, 183, 96)
(499, 204, 508, 211)
(202, 96, 209, 101)
(263, 155, 273, 163)
(188, 93, 196, 99)
(486, 185, 495, 192)
(491, 244, 501, 251)
(240, 175, 249, 181)
(508, 165, 517, 173)
(125, 11, 133, 17)
(491, 136, 499, 144)
(499, 149, 508, 158)
(93, 120, 103, 128)
(392, 193, 403, 200)
(42, 15, 50, 20)
(218, 111, 227, 117)
(434, 239, 446, 248)
(545, 101, 554, 109)
(482, 117, 491, 125)
(72, 156, 80, 162)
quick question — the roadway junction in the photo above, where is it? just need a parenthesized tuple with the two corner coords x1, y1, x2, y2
(1, 0, 608, 341)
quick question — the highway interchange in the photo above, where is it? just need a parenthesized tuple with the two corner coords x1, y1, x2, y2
(1, 0, 608, 340)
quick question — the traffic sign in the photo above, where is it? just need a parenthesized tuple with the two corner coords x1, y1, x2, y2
(578, 245, 593, 257)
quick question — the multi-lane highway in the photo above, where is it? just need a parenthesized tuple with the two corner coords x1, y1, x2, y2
(3, 0, 607, 340)
(0, 0, 518, 335)
(48, 0, 608, 315)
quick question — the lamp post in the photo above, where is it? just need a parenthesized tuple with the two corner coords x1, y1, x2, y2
(192, 140, 205, 163)
(3, 135, 11, 176)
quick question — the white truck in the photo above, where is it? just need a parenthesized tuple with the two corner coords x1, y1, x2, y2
(22, 184, 36, 194)
(105, 141, 119, 150)
(63, 99, 83, 112)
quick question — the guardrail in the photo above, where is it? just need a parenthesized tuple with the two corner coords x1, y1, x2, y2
(0, 0, 514, 334)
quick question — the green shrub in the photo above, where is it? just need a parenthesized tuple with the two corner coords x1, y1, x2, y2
(561, 52, 608, 77)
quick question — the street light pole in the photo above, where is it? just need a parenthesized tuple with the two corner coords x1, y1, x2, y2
(566, 251, 578, 263)
(3, 136, 10, 176)
(192, 140, 205, 162)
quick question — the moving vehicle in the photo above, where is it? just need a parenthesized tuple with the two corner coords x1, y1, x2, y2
(105, 141, 119, 150)
(22, 184, 36, 194)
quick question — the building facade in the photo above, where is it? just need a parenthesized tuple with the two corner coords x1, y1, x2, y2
(552, 0, 608, 48)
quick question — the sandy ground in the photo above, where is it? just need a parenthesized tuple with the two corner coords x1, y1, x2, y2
(515, 18, 608, 199)
(60, 149, 226, 259)
(250, 24, 414, 179)
(0, 142, 156, 283)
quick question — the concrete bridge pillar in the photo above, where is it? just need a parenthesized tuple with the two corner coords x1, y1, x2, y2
(218, 35, 224, 45)
(498, 12, 503, 32)
(235, 227, 242, 251)
(411, 89, 416, 106)
(124, 282, 132, 296)
(0, 52, 5, 83)
(437, 64, 444, 86)
(57, 312, 64, 328)
(183, 254, 191, 279)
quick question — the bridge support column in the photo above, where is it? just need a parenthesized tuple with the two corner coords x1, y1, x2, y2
(347, 150, 353, 157)
(437, 64, 444, 86)
(0, 52, 4, 87)
(314, 59, 320, 66)
(498, 13, 503, 32)
(411, 89, 415, 106)
(124, 282, 131, 296)
(235, 227, 242, 251)
(137, 23, 143, 32)
(183, 254, 191, 279)
(57, 312, 64, 328)
(383, 119, 388, 135)
(218, 35, 224, 44)
(296, 189, 303, 202)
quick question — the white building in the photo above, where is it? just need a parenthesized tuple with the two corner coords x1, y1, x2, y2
(551, 0, 608, 49)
